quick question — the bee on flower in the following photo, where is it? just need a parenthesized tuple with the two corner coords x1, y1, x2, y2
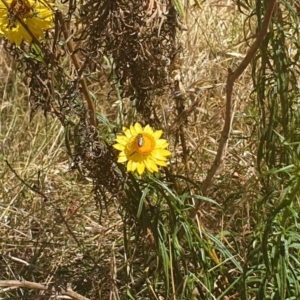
(0, 0, 53, 46)
(113, 122, 171, 175)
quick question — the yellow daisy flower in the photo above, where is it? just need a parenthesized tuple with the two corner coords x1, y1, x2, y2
(0, 0, 53, 46)
(113, 123, 171, 175)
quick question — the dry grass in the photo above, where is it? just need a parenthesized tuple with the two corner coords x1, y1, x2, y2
(1, 1, 264, 299)
(0, 42, 123, 298)
(165, 2, 257, 232)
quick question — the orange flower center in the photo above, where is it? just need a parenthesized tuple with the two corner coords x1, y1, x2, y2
(132, 133, 155, 155)
(7, 0, 33, 27)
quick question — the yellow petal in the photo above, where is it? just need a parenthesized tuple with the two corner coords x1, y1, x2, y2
(144, 125, 154, 135)
(153, 130, 163, 140)
(157, 149, 171, 156)
(115, 135, 129, 145)
(152, 149, 171, 159)
(130, 161, 138, 172)
(155, 139, 169, 148)
(123, 128, 132, 138)
(127, 160, 133, 172)
(147, 159, 159, 172)
(134, 122, 143, 133)
(150, 163, 159, 172)
(119, 151, 127, 157)
(137, 162, 145, 175)
(144, 159, 155, 172)
(113, 143, 125, 151)
(118, 154, 128, 163)
(155, 160, 167, 166)
(130, 125, 137, 136)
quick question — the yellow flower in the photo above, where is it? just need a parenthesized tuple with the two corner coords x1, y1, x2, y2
(0, 0, 53, 46)
(113, 123, 171, 175)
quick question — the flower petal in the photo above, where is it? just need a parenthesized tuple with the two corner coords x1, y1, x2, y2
(155, 160, 167, 166)
(137, 162, 145, 175)
(144, 125, 154, 135)
(113, 143, 125, 151)
(118, 154, 128, 163)
(131, 161, 138, 172)
(130, 125, 137, 136)
(134, 122, 143, 133)
(155, 139, 169, 148)
(144, 159, 155, 173)
(152, 149, 171, 159)
(115, 135, 129, 145)
(123, 128, 132, 138)
(127, 160, 133, 172)
(147, 159, 159, 172)
(153, 130, 163, 140)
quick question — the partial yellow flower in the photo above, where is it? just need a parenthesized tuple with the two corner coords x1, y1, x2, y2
(113, 123, 171, 175)
(0, 0, 53, 46)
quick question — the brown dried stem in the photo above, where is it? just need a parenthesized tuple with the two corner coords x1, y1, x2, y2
(56, 10, 97, 130)
(0, 280, 91, 300)
(193, 0, 277, 213)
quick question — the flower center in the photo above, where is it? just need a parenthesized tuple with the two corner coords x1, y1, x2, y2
(132, 133, 155, 155)
(7, 0, 33, 27)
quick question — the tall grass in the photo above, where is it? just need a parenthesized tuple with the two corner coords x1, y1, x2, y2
(244, 1, 300, 299)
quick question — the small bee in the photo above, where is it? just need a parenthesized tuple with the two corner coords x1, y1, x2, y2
(137, 134, 145, 147)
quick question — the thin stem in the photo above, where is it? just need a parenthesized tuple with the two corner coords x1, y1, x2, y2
(193, 0, 277, 214)
(0, 280, 90, 300)
(56, 10, 97, 131)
